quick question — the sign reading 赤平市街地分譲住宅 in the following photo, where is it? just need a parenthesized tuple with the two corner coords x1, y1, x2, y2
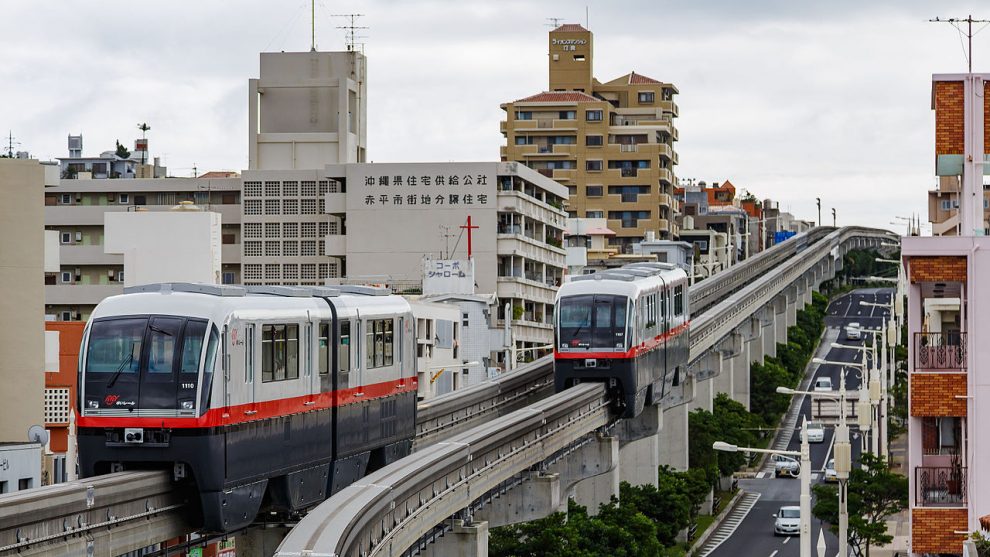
(356, 171, 493, 208)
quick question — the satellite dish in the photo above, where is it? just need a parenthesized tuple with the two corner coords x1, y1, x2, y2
(28, 425, 49, 446)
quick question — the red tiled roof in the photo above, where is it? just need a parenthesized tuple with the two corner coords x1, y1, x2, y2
(553, 24, 589, 33)
(515, 91, 600, 103)
(629, 71, 662, 84)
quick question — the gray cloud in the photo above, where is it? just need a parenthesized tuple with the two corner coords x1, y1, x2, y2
(1, 0, 984, 229)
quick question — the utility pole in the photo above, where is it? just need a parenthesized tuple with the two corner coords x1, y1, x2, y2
(930, 15, 990, 73)
(136, 123, 150, 167)
(4, 130, 20, 158)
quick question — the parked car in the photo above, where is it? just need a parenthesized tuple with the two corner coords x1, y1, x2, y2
(773, 506, 801, 536)
(845, 322, 862, 340)
(805, 421, 825, 443)
(814, 377, 833, 392)
(772, 453, 799, 477)
(823, 458, 837, 482)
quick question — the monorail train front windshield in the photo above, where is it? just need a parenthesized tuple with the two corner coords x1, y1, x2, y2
(557, 295, 628, 351)
(83, 316, 220, 414)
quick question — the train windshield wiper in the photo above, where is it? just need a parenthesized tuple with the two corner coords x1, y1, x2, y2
(149, 324, 173, 336)
(106, 345, 134, 389)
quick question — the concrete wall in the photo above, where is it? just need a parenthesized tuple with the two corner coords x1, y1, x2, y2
(104, 210, 222, 286)
(0, 159, 45, 442)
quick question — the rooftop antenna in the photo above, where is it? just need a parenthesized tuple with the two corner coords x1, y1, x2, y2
(930, 15, 990, 73)
(586, 5, 589, 29)
(311, 0, 316, 51)
(331, 14, 367, 52)
(136, 123, 150, 166)
(4, 130, 20, 158)
(546, 17, 564, 29)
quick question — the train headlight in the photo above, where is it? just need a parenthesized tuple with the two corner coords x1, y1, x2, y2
(87, 400, 99, 409)
(180, 400, 194, 410)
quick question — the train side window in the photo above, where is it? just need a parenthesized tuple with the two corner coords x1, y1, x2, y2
(262, 323, 299, 382)
(319, 321, 330, 375)
(374, 320, 385, 368)
(338, 321, 350, 373)
(674, 285, 684, 316)
(366, 321, 375, 369)
(384, 320, 394, 366)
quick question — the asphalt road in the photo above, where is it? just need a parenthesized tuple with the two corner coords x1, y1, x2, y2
(707, 288, 893, 557)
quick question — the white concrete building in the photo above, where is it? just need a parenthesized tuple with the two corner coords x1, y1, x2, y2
(0, 443, 42, 494)
(104, 203, 222, 286)
(248, 51, 367, 170)
(409, 299, 462, 400)
(421, 292, 506, 384)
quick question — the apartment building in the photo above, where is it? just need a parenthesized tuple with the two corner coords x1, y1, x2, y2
(926, 176, 990, 236)
(43, 175, 242, 320)
(904, 72, 990, 555)
(246, 161, 567, 355)
(501, 24, 680, 252)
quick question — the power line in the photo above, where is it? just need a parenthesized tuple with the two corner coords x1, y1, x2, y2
(930, 15, 990, 73)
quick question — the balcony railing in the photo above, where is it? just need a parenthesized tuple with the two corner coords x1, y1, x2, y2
(915, 332, 967, 371)
(916, 466, 967, 506)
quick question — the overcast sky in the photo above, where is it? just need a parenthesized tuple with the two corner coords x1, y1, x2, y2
(2, 1, 987, 230)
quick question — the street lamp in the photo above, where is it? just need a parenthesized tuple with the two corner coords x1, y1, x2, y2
(816, 197, 822, 228)
(714, 417, 812, 557)
(831, 207, 836, 228)
(777, 378, 853, 557)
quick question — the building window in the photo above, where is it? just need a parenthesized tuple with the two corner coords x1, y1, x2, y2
(586, 210, 604, 218)
(60, 194, 72, 204)
(222, 272, 235, 284)
(941, 200, 951, 210)
(586, 110, 603, 122)
(573, 54, 586, 61)
(60, 232, 71, 244)
(116, 271, 124, 282)
(586, 185, 603, 197)
(60, 271, 72, 283)
(134, 195, 146, 206)
(119, 193, 130, 204)
(515, 136, 528, 145)
(559, 110, 576, 120)
(222, 233, 235, 245)
(586, 135, 603, 146)
(261, 324, 299, 382)
(586, 160, 603, 172)
(516, 111, 533, 120)
(638, 92, 655, 103)
(567, 186, 577, 196)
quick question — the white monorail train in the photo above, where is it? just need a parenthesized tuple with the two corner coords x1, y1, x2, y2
(77, 283, 417, 532)
(554, 263, 690, 418)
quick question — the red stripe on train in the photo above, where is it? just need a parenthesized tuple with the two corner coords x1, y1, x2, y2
(554, 322, 690, 360)
(77, 377, 418, 429)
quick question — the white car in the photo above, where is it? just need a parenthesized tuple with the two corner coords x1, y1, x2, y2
(814, 377, 833, 392)
(823, 458, 837, 482)
(805, 421, 825, 443)
(772, 453, 799, 477)
(845, 322, 862, 340)
(774, 505, 801, 536)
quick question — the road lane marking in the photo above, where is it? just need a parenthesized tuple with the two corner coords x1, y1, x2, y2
(782, 536, 790, 544)
(770, 551, 779, 557)
(697, 492, 761, 557)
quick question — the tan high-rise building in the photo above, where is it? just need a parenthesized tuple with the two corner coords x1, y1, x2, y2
(501, 24, 680, 252)
(0, 159, 47, 443)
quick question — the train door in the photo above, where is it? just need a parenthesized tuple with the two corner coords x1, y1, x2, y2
(244, 324, 257, 407)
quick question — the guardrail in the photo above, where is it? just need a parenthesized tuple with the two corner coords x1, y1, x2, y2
(275, 383, 610, 557)
(0, 471, 189, 556)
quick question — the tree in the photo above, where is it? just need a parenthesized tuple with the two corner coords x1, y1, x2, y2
(812, 453, 908, 557)
(115, 140, 131, 159)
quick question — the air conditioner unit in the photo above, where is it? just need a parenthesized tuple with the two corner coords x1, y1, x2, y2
(74, 268, 81, 278)
(75, 232, 82, 242)
(108, 269, 115, 278)
(75, 193, 82, 201)
(73, 311, 81, 320)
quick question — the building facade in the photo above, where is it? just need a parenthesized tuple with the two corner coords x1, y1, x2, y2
(904, 72, 990, 555)
(501, 24, 680, 252)
(248, 50, 367, 170)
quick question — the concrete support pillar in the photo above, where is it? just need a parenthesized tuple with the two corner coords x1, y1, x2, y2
(422, 520, 489, 557)
(618, 404, 662, 486)
(734, 334, 754, 410)
(475, 472, 560, 528)
(773, 295, 788, 345)
(659, 403, 689, 470)
(802, 274, 814, 305)
(560, 435, 619, 514)
(761, 307, 777, 359)
(690, 375, 713, 412)
(714, 333, 742, 398)
(688, 349, 721, 412)
(237, 526, 291, 557)
(785, 285, 799, 327)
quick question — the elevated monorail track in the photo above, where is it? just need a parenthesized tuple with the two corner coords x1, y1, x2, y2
(0, 226, 895, 557)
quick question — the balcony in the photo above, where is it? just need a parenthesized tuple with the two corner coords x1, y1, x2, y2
(915, 466, 967, 506)
(915, 332, 966, 371)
